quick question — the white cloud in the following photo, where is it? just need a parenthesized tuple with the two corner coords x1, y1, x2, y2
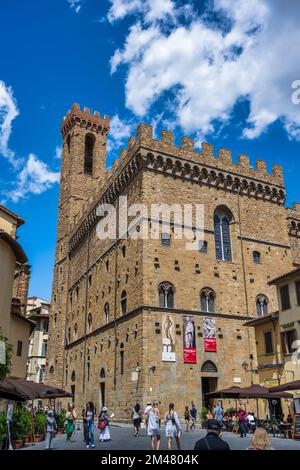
(67, 0, 82, 14)
(109, 0, 300, 140)
(0, 80, 20, 166)
(107, 114, 134, 152)
(107, 0, 175, 24)
(0, 80, 60, 202)
(54, 146, 62, 159)
(8, 154, 60, 203)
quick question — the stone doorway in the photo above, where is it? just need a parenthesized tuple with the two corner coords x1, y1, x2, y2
(201, 377, 218, 409)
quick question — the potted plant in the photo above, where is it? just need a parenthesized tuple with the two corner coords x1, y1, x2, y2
(12, 408, 27, 449)
(0, 412, 7, 449)
(34, 412, 46, 441)
(20, 408, 32, 444)
(55, 409, 66, 433)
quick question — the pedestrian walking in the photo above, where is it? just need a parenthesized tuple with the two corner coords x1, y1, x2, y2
(247, 427, 274, 450)
(164, 403, 181, 450)
(190, 402, 197, 431)
(238, 407, 247, 438)
(84, 401, 95, 448)
(184, 406, 191, 431)
(194, 419, 230, 451)
(146, 402, 161, 450)
(132, 403, 142, 437)
(65, 404, 77, 442)
(98, 406, 111, 442)
(213, 401, 224, 425)
(45, 410, 57, 450)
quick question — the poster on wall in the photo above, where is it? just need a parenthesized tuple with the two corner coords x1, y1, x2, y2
(183, 316, 196, 363)
(203, 317, 217, 352)
(162, 314, 176, 362)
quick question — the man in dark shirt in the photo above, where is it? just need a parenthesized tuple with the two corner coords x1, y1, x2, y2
(194, 419, 230, 450)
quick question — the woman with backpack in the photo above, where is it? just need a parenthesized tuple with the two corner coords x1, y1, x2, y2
(164, 403, 181, 450)
(132, 403, 142, 437)
(98, 406, 111, 442)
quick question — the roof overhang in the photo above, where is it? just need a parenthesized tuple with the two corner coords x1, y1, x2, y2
(0, 230, 27, 263)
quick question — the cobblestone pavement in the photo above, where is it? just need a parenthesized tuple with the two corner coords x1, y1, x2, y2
(21, 424, 300, 451)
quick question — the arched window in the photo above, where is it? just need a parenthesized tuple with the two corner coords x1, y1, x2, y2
(84, 133, 95, 175)
(201, 360, 218, 373)
(214, 207, 233, 261)
(200, 288, 215, 313)
(159, 282, 175, 308)
(104, 303, 110, 324)
(100, 368, 105, 379)
(121, 290, 127, 315)
(71, 370, 76, 382)
(87, 314, 92, 333)
(49, 365, 54, 374)
(256, 295, 269, 317)
(67, 327, 71, 344)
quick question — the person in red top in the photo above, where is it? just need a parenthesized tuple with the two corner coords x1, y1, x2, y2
(238, 407, 247, 438)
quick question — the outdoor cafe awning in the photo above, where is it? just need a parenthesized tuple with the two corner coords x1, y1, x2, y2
(205, 384, 293, 399)
(0, 377, 72, 401)
(269, 380, 300, 393)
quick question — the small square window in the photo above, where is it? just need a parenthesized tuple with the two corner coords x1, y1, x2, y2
(253, 251, 261, 264)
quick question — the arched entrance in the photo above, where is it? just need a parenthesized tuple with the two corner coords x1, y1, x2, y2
(99, 368, 105, 408)
(201, 361, 218, 409)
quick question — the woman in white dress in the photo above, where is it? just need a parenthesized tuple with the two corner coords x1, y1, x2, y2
(98, 406, 111, 442)
(164, 403, 181, 450)
(147, 402, 161, 450)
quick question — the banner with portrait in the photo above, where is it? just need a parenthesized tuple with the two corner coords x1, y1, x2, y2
(183, 315, 196, 363)
(162, 314, 176, 362)
(203, 317, 217, 352)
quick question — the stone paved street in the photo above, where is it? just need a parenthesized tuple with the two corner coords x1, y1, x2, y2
(21, 424, 300, 451)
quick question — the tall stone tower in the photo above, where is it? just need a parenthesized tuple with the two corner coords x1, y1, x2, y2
(46, 104, 110, 387)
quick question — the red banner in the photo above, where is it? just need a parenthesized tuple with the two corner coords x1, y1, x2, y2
(204, 337, 217, 352)
(183, 316, 197, 363)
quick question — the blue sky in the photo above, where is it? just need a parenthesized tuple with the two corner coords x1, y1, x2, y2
(0, 0, 299, 301)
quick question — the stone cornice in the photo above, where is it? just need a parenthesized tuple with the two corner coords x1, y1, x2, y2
(65, 305, 252, 350)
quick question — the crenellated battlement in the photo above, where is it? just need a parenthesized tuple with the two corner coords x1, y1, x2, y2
(68, 120, 287, 249)
(134, 122, 284, 186)
(61, 103, 110, 137)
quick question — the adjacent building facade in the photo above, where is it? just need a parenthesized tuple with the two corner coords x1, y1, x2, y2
(0, 204, 33, 378)
(26, 297, 50, 383)
(46, 104, 300, 418)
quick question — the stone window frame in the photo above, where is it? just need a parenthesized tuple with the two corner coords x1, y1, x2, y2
(200, 287, 216, 313)
(253, 250, 262, 264)
(158, 282, 175, 308)
(256, 294, 269, 317)
(214, 206, 234, 262)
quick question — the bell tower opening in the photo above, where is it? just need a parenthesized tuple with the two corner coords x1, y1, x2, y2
(84, 133, 95, 175)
